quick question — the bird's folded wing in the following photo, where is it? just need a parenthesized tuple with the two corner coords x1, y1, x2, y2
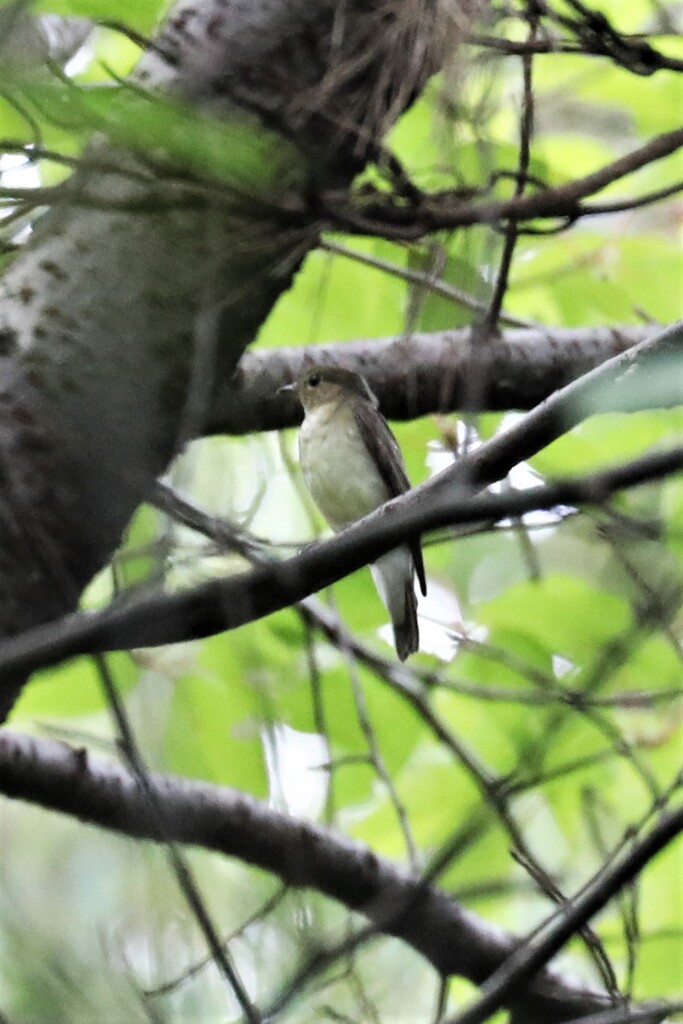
(352, 401, 427, 597)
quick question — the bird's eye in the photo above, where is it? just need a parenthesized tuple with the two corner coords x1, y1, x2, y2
(308, 374, 320, 388)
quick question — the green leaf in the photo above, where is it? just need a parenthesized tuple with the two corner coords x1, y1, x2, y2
(631, 839, 683, 998)
(164, 613, 303, 794)
(609, 633, 683, 694)
(454, 628, 554, 693)
(408, 251, 486, 331)
(257, 237, 409, 348)
(18, 79, 301, 194)
(164, 668, 267, 795)
(351, 740, 481, 855)
(10, 652, 138, 719)
(532, 411, 683, 478)
(279, 647, 427, 809)
(477, 574, 631, 663)
(112, 503, 164, 593)
(662, 476, 683, 565)
(34, 0, 166, 31)
(510, 233, 682, 326)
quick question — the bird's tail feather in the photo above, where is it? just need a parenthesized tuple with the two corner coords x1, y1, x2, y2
(371, 549, 420, 661)
(393, 579, 419, 662)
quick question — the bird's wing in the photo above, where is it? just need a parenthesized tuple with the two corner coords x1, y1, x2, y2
(352, 401, 427, 597)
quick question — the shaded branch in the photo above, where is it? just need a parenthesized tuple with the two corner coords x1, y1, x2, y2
(322, 128, 683, 238)
(0, 320, 681, 682)
(469, 32, 683, 74)
(0, 438, 681, 685)
(0, 728, 611, 1023)
(214, 324, 652, 435)
(561, 1002, 683, 1024)
(448, 805, 683, 1024)
(534, 0, 683, 76)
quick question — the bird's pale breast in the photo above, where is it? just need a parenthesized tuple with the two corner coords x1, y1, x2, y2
(299, 401, 390, 531)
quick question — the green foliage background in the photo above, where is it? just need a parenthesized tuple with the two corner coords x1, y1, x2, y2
(0, 1, 681, 1021)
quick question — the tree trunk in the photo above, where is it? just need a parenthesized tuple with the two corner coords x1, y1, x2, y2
(0, 0, 469, 715)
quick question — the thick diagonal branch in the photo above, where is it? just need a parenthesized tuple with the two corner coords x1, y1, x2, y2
(0, 728, 610, 1023)
(0, 439, 681, 684)
(0, 320, 680, 681)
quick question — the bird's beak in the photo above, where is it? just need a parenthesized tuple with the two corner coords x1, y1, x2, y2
(278, 382, 297, 395)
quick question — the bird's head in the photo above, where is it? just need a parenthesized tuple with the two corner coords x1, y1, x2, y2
(281, 364, 378, 412)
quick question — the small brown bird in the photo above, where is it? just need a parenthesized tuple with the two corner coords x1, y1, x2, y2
(285, 364, 426, 660)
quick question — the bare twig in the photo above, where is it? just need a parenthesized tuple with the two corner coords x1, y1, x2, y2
(93, 656, 262, 1024)
(445, 806, 683, 1024)
(323, 129, 683, 239)
(482, 10, 536, 332)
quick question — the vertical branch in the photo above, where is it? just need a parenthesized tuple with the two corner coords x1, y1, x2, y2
(482, 6, 537, 332)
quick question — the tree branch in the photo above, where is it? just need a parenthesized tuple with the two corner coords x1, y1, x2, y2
(0, 320, 680, 682)
(0, 438, 681, 685)
(560, 1003, 683, 1024)
(447, 805, 683, 1024)
(469, 32, 683, 75)
(323, 128, 683, 238)
(211, 325, 652, 435)
(0, 728, 612, 1023)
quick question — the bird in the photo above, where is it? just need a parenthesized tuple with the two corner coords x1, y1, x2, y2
(283, 364, 426, 660)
